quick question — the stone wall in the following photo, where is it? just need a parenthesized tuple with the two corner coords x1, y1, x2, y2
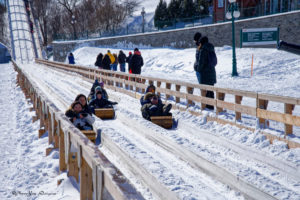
(53, 11, 300, 62)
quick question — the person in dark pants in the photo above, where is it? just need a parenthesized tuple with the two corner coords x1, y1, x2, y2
(129, 48, 143, 75)
(118, 50, 126, 72)
(94, 53, 103, 68)
(194, 34, 217, 110)
(68, 52, 75, 64)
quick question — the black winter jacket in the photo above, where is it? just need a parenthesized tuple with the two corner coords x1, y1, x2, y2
(102, 54, 111, 70)
(129, 51, 143, 74)
(118, 52, 126, 64)
(195, 42, 217, 85)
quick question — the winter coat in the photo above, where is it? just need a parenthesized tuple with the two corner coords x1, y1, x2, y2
(118, 52, 126, 64)
(141, 101, 171, 121)
(65, 109, 94, 130)
(112, 54, 118, 64)
(102, 54, 111, 70)
(107, 52, 115, 64)
(68, 55, 75, 64)
(88, 98, 117, 113)
(194, 42, 217, 85)
(95, 53, 103, 68)
(129, 51, 144, 74)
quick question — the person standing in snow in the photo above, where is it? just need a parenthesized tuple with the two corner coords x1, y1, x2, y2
(107, 50, 115, 70)
(102, 53, 111, 70)
(68, 52, 75, 64)
(95, 53, 103, 69)
(129, 48, 144, 75)
(118, 50, 127, 72)
(126, 51, 133, 73)
(194, 34, 217, 109)
(112, 53, 118, 71)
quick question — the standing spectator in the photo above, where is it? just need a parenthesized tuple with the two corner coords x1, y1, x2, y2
(129, 48, 144, 75)
(112, 53, 118, 71)
(107, 50, 115, 70)
(193, 32, 202, 84)
(118, 50, 126, 72)
(68, 52, 75, 64)
(102, 53, 111, 70)
(94, 53, 103, 69)
(194, 35, 217, 109)
(126, 52, 133, 73)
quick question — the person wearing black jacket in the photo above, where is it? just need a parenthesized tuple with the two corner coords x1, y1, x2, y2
(94, 53, 103, 68)
(102, 54, 111, 70)
(118, 50, 127, 72)
(129, 48, 144, 74)
(88, 91, 118, 113)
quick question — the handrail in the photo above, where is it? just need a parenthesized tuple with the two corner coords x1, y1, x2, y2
(36, 58, 300, 149)
(13, 60, 144, 200)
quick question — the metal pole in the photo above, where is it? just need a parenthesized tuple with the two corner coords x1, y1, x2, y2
(231, 4, 238, 76)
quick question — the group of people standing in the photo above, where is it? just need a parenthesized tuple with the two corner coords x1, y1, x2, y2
(94, 48, 144, 75)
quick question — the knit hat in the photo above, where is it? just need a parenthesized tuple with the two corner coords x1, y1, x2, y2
(71, 101, 82, 109)
(194, 32, 202, 42)
(129, 52, 132, 55)
(134, 48, 139, 52)
(99, 82, 104, 87)
(200, 36, 209, 45)
(95, 86, 102, 93)
(96, 90, 102, 95)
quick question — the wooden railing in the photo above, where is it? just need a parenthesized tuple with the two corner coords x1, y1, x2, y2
(35, 59, 300, 148)
(13, 61, 145, 200)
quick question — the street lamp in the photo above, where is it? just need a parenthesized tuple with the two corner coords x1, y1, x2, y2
(71, 15, 77, 40)
(226, 0, 240, 77)
(141, 7, 146, 33)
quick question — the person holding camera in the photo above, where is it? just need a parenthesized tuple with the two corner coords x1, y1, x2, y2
(65, 101, 95, 130)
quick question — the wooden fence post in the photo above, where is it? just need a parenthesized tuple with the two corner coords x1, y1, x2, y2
(175, 85, 181, 103)
(68, 149, 79, 182)
(157, 81, 161, 96)
(59, 124, 67, 172)
(200, 89, 207, 110)
(166, 83, 171, 99)
(93, 164, 103, 200)
(216, 91, 225, 115)
(257, 99, 269, 128)
(235, 95, 243, 121)
(80, 157, 93, 200)
(141, 79, 146, 93)
(48, 110, 53, 145)
(186, 87, 194, 106)
(285, 103, 295, 135)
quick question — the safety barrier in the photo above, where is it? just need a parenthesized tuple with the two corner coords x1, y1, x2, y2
(13, 60, 144, 200)
(36, 59, 300, 149)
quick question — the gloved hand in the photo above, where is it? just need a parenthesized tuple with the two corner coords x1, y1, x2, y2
(111, 102, 118, 105)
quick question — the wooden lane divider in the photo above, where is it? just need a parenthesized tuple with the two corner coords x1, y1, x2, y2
(34, 59, 300, 148)
(13, 61, 144, 200)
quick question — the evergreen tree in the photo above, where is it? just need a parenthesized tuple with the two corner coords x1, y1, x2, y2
(154, 0, 169, 28)
(167, 0, 181, 19)
(182, 0, 195, 18)
(194, 0, 209, 17)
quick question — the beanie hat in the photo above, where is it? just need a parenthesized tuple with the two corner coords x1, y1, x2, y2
(200, 36, 209, 45)
(96, 90, 102, 95)
(99, 82, 104, 87)
(95, 86, 102, 93)
(134, 48, 139, 52)
(129, 52, 132, 55)
(194, 32, 202, 42)
(71, 101, 82, 109)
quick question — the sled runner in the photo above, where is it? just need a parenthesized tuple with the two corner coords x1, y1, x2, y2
(94, 108, 115, 119)
(81, 130, 96, 143)
(150, 116, 173, 129)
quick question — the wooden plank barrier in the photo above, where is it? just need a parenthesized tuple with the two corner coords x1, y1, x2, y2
(34, 59, 300, 148)
(94, 108, 115, 119)
(14, 61, 145, 200)
(150, 116, 173, 129)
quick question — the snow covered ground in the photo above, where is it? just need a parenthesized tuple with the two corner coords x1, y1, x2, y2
(3, 43, 299, 199)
